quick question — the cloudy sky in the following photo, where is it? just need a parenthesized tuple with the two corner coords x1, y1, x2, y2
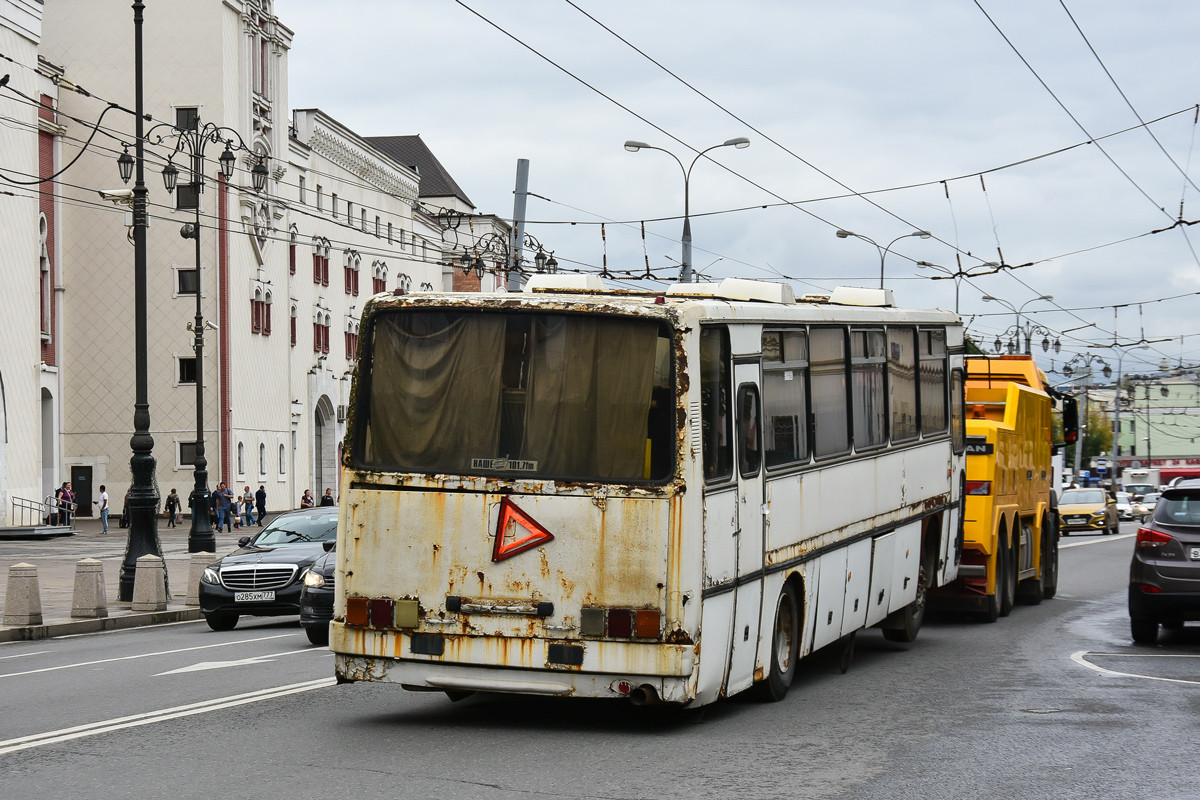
(278, 0, 1200, 378)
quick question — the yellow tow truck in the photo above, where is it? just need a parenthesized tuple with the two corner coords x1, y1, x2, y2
(933, 355, 1077, 621)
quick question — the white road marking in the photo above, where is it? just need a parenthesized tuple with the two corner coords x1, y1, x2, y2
(1071, 650, 1200, 686)
(154, 647, 320, 676)
(0, 633, 296, 679)
(0, 677, 336, 755)
(1060, 533, 1135, 549)
(0, 650, 52, 661)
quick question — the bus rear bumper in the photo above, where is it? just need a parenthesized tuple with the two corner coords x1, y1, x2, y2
(334, 654, 695, 704)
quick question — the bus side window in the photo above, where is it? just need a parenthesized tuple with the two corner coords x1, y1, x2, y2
(738, 383, 762, 477)
(700, 326, 733, 482)
(811, 327, 850, 458)
(950, 366, 966, 453)
(919, 328, 948, 435)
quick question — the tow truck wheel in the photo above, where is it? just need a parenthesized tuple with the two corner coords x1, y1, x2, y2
(753, 581, 799, 702)
(1042, 514, 1059, 600)
(1017, 523, 1045, 605)
(979, 544, 1003, 623)
(999, 533, 1017, 618)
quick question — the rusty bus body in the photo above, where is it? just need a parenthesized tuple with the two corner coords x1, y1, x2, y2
(330, 278, 966, 706)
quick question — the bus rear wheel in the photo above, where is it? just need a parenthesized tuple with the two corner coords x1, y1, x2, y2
(882, 548, 934, 643)
(753, 582, 799, 702)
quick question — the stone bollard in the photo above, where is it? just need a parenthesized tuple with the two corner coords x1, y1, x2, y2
(131, 554, 168, 612)
(3, 563, 44, 626)
(71, 558, 109, 619)
(186, 552, 214, 607)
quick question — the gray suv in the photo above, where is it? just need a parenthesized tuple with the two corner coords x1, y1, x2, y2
(1128, 479, 1200, 643)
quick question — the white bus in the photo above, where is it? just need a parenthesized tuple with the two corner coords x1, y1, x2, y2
(331, 277, 966, 706)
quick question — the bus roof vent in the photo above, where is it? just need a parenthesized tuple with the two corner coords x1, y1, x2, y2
(524, 274, 608, 293)
(828, 286, 894, 307)
(666, 278, 795, 304)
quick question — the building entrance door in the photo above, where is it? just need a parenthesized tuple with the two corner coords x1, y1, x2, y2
(71, 465, 93, 516)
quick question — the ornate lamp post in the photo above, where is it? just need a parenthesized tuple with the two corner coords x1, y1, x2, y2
(624, 137, 749, 283)
(148, 122, 266, 553)
(462, 232, 556, 283)
(111, 0, 160, 602)
(119, 118, 266, 554)
(836, 229, 932, 289)
(981, 294, 1055, 354)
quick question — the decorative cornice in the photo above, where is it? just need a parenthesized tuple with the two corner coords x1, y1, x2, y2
(307, 126, 419, 203)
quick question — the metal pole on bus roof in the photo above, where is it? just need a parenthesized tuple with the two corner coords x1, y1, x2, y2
(508, 159, 529, 292)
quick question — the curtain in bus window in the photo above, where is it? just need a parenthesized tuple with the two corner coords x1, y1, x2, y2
(888, 328, 918, 442)
(522, 316, 658, 479)
(365, 313, 506, 472)
(700, 326, 733, 481)
(920, 329, 948, 433)
(811, 328, 849, 457)
(852, 329, 887, 448)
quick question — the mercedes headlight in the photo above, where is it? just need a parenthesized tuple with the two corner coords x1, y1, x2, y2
(201, 566, 220, 585)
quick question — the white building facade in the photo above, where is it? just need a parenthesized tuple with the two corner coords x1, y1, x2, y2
(0, 0, 63, 523)
(40, 0, 461, 513)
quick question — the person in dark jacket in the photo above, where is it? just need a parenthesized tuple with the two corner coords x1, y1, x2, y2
(319, 488, 336, 507)
(255, 485, 267, 526)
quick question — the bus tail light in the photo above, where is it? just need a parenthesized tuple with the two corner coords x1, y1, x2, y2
(636, 609, 661, 638)
(580, 607, 661, 639)
(1136, 528, 1172, 549)
(346, 597, 369, 626)
(965, 480, 992, 496)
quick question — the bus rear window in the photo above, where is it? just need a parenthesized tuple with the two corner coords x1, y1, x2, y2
(357, 310, 674, 482)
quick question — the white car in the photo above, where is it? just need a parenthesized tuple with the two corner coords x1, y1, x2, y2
(1115, 492, 1149, 523)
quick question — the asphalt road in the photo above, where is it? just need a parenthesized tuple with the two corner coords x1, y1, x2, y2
(2, 520, 1196, 799)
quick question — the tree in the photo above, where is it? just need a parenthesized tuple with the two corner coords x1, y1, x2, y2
(1082, 399, 1112, 460)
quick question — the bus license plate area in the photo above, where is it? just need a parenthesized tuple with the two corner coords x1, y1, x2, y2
(235, 591, 275, 602)
(1190, 547, 1200, 561)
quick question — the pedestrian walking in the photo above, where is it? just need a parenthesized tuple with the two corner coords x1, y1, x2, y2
(94, 485, 110, 534)
(319, 488, 336, 507)
(241, 485, 254, 528)
(215, 482, 234, 532)
(165, 489, 180, 528)
(300, 489, 314, 509)
(121, 489, 132, 528)
(61, 482, 75, 527)
(255, 485, 267, 526)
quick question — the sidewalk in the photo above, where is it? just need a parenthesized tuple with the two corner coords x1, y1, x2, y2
(0, 515, 255, 642)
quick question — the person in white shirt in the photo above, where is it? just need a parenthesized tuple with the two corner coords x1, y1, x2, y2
(94, 485, 110, 534)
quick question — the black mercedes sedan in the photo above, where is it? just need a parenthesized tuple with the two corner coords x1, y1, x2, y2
(299, 546, 336, 645)
(199, 507, 338, 631)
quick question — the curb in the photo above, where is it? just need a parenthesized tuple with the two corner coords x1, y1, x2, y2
(0, 607, 203, 642)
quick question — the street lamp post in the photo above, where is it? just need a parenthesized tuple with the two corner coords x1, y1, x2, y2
(914, 260, 997, 313)
(148, 122, 267, 553)
(836, 229, 932, 289)
(623, 137, 750, 283)
(115, 0, 160, 602)
(1108, 345, 1149, 465)
(1062, 353, 1112, 484)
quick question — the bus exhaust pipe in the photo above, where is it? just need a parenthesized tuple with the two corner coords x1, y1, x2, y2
(627, 685, 661, 706)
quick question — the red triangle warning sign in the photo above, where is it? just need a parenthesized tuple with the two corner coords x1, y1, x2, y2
(492, 497, 554, 562)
